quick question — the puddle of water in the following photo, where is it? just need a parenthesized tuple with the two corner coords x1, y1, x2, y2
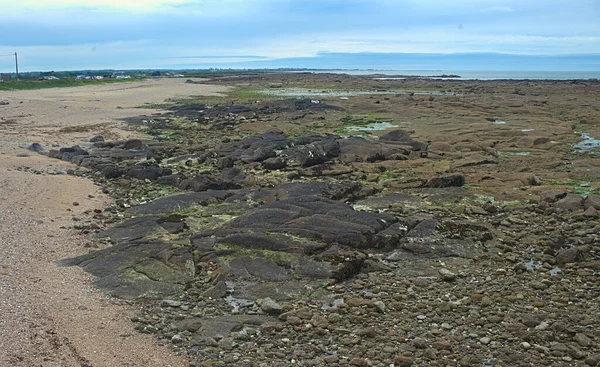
(501, 151, 531, 157)
(525, 259, 541, 271)
(225, 295, 254, 310)
(322, 298, 345, 310)
(574, 133, 600, 154)
(521, 129, 535, 132)
(262, 88, 454, 98)
(491, 120, 506, 125)
(548, 267, 563, 276)
(345, 121, 399, 132)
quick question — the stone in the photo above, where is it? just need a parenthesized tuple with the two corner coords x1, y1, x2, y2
(161, 299, 182, 307)
(171, 334, 187, 344)
(584, 194, 600, 210)
(394, 356, 413, 367)
(260, 297, 283, 315)
(529, 175, 542, 186)
(556, 246, 586, 265)
(374, 300, 386, 313)
(90, 135, 105, 142)
(123, 139, 143, 150)
(202, 281, 227, 300)
(480, 337, 491, 345)
(27, 143, 44, 152)
(412, 337, 428, 349)
(438, 268, 456, 281)
(424, 174, 466, 188)
(585, 354, 600, 366)
(582, 206, 599, 219)
(554, 194, 584, 211)
(521, 342, 532, 349)
(574, 333, 592, 347)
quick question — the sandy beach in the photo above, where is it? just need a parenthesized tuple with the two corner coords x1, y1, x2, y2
(0, 79, 227, 366)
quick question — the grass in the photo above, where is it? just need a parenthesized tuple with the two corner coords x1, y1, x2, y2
(0, 77, 142, 91)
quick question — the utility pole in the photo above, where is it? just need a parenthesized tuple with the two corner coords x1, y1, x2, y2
(15, 52, 19, 80)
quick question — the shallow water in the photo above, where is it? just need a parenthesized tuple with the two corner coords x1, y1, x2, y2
(491, 120, 506, 125)
(501, 151, 531, 157)
(345, 121, 399, 132)
(262, 88, 453, 97)
(574, 133, 600, 154)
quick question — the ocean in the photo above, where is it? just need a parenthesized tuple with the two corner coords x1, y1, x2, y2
(303, 70, 600, 80)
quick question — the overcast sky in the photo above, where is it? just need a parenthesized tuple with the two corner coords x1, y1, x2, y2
(0, 0, 599, 71)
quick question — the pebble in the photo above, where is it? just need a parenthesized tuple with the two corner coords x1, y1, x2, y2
(161, 299, 182, 308)
(260, 297, 283, 315)
(374, 300, 386, 313)
(438, 268, 456, 281)
(480, 337, 491, 345)
(521, 342, 531, 349)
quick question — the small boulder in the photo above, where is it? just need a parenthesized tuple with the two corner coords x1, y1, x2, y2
(556, 246, 587, 265)
(423, 174, 466, 188)
(260, 297, 283, 315)
(90, 135, 105, 143)
(27, 143, 44, 152)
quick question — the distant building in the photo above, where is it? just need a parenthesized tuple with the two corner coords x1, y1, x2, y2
(0, 73, 11, 82)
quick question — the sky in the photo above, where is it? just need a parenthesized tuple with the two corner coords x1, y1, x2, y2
(0, 0, 599, 72)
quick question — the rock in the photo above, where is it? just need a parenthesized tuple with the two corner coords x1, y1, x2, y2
(15, 153, 29, 157)
(585, 354, 600, 366)
(161, 299, 182, 307)
(260, 297, 283, 315)
(554, 194, 584, 211)
(521, 342, 532, 349)
(202, 281, 227, 300)
(432, 340, 453, 351)
(90, 135, 105, 142)
(0, 100, 9, 105)
(394, 356, 414, 367)
(262, 157, 287, 170)
(27, 143, 44, 152)
(412, 337, 428, 349)
(374, 300, 386, 313)
(556, 246, 587, 265)
(171, 334, 187, 344)
(424, 174, 466, 188)
(438, 268, 456, 281)
(574, 333, 592, 347)
(529, 175, 542, 186)
(480, 337, 492, 345)
(582, 206, 599, 218)
(584, 194, 600, 210)
(123, 139, 143, 150)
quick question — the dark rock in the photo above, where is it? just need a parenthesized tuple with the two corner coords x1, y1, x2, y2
(201, 281, 228, 299)
(127, 165, 172, 181)
(262, 157, 287, 170)
(179, 175, 222, 192)
(216, 156, 235, 169)
(125, 191, 234, 215)
(90, 135, 105, 143)
(97, 216, 164, 243)
(584, 194, 600, 210)
(123, 139, 143, 150)
(218, 167, 246, 188)
(556, 246, 587, 265)
(27, 143, 44, 152)
(423, 174, 466, 188)
(380, 129, 428, 151)
(555, 194, 584, 211)
(59, 239, 191, 299)
(225, 257, 291, 281)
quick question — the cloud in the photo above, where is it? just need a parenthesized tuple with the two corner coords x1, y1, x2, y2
(5, 0, 191, 11)
(483, 6, 514, 12)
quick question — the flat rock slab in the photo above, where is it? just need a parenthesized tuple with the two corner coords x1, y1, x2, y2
(59, 239, 192, 299)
